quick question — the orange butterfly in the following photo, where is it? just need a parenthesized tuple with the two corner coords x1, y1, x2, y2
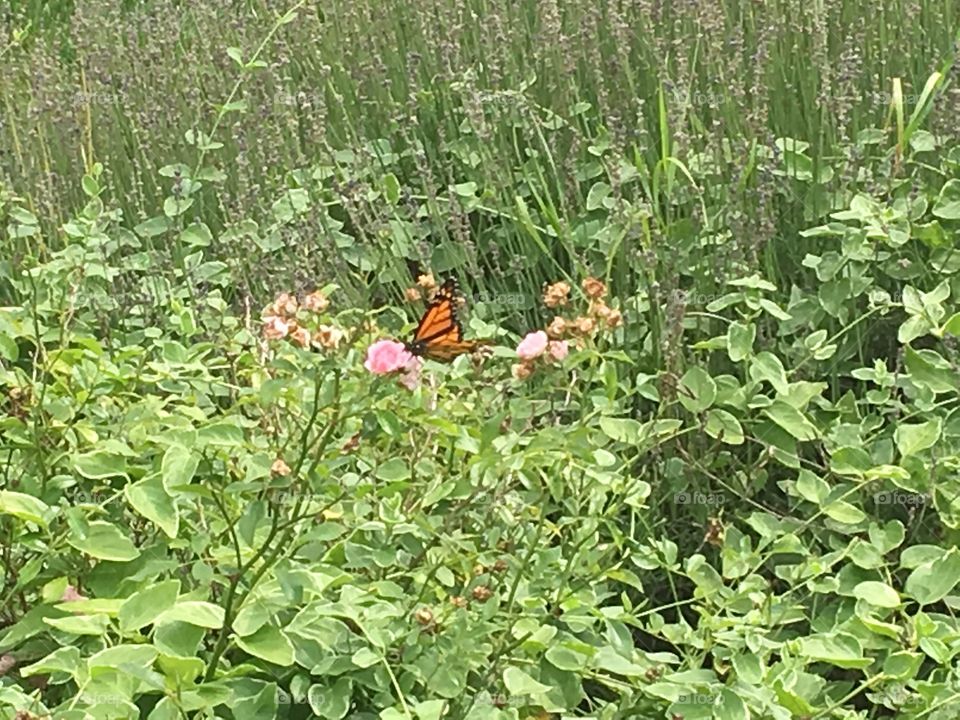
(406, 278, 492, 362)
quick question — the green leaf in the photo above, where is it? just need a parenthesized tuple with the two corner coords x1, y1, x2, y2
(823, 500, 867, 525)
(134, 215, 172, 238)
(591, 647, 647, 676)
(88, 644, 158, 669)
(762, 400, 820, 441)
(598, 416, 643, 443)
(714, 687, 748, 720)
(942, 311, 960, 336)
(586, 182, 612, 211)
(375, 458, 410, 481)
(119, 580, 180, 633)
(451, 181, 478, 197)
(0, 491, 51, 527)
(235, 624, 295, 666)
(545, 643, 589, 671)
(0, 331, 17, 361)
(883, 651, 923, 680)
(67, 521, 140, 561)
(904, 548, 960, 605)
(731, 653, 762, 684)
(795, 633, 870, 669)
(678, 366, 717, 413)
(795, 470, 829, 504)
(163, 196, 194, 218)
(382, 173, 401, 205)
(905, 346, 957, 394)
(895, 418, 942, 458)
(728, 273, 778, 291)
(308, 678, 352, 720)
(74, 450, 127, 479)
(19, 646, 81, 677)
(704, 409, 744, 445)
(44, 613, 110, 636)
(180, 223, 212, 248)
(503, 666, 551, 696)
(155, 601, 225, 629)
(750, 352, 789, 394)
(125, 475, 179, 538)
(161, 444, 200, 491)
(726, 321, 755, 362)
(81, 174, 100, 197)
(932, 178, 960, 219)
(413, 700, 446, 720)
(350, 647, 380, 668)
(853, 581, 901, 608)
(197, 421, 245, 447)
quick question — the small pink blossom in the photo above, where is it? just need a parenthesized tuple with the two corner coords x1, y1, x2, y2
(62, 585, 86, 602)
(263, 315, 291, 340)
(516, 331, 548, 360)
(547, 340, 569, 361)
(291, 326, 312, 348)
(302, 290, 330, 312)
(365, 340, 415, 374)
(399, 357, 423, 390)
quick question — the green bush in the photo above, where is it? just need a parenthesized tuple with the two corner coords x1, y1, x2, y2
(2, 2, 960, 719)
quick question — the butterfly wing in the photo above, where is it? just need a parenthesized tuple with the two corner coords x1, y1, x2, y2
(410, 279, 461, 345)
(420, 335, 493, 362)
(407, 278, 491, 362)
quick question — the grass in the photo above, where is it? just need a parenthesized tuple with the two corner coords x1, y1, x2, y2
(2, 0, 958, 307)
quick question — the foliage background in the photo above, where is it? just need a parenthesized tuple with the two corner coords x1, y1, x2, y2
(1, 0, 960, 718)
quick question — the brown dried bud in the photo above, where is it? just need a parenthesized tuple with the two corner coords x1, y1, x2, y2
(472, 585, 492, 601)
(542, 281, 571, 308)
(582, 276, 607, 299)
(413, 607, 434, 626)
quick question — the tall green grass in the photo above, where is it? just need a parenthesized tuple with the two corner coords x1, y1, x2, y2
(1, 0, 958, 314)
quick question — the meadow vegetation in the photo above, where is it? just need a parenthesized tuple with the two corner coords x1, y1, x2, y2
(2, 0, 960, 717)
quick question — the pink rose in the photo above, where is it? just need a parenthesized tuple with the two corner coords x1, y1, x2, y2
(547, 340, 569, 361)
(263, 315, 290, 340)
(365, 340, 416, 375)
(516, 331, 548, 360)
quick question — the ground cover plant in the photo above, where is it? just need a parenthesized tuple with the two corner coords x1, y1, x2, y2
(2, 0, 960, 718)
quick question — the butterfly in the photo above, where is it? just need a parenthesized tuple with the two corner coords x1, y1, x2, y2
(406, 278, 492, 362)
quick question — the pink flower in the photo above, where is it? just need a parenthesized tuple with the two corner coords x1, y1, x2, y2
(291, 326, 312, 348)
(365, 340, 415, 374)
(516, 331, 548, 360)
(399, 357, 423, 390)
(547, 340, 569, 361)
(263, 315, 291, 340)
(62, 585, 86, 601)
